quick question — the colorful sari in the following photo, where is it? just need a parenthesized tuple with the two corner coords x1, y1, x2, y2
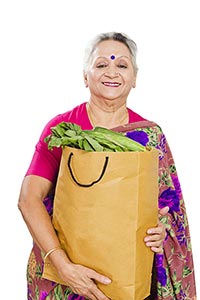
(27, 120, 196, 300)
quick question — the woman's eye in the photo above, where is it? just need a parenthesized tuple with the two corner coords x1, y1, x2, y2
(118, 64, 127, 69)
(96, 64, 107, 68)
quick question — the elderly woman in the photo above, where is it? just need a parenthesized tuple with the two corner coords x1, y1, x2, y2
(18, 32, 196, 300)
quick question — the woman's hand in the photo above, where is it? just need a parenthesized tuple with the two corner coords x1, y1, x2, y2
(51, 250, 111, 300)
(61, 263, 111, 300)
(144, 206, 169, 253)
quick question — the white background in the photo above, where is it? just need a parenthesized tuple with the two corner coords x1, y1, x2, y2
(0, 0, 199, 299)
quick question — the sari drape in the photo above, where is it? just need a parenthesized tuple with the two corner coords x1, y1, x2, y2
(27, 121, 196, 300)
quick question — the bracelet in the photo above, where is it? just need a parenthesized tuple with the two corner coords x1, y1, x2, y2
(44, 246, 62, 260)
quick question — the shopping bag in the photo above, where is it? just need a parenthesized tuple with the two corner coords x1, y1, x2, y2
(42, 146, 159, 300)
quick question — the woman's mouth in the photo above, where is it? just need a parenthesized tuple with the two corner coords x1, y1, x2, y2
(102, 82, 121, 87)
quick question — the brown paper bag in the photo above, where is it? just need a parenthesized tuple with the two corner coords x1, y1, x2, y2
(43, 146, 159, 300)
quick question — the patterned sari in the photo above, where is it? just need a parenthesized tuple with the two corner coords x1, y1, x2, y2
(27, 121, 196, 300)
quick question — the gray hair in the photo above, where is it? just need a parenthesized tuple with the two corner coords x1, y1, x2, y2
(83, 32, 138, 74)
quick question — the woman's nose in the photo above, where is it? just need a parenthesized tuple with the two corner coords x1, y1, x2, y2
(104, 66, 119, 78)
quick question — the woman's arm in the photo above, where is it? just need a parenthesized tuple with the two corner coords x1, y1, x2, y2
(18, 175, 59, 252)
(18, 175, 111, 300)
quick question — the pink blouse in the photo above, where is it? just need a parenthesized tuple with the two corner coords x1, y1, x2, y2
(25, 102, 146, 183)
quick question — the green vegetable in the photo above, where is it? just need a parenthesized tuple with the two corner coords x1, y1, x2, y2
(44, 122, 148, 152)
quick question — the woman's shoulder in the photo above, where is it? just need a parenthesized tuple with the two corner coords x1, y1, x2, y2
(46, 102, 87, 127)
(40, 102, 88, 136)
(127, 108, 162, 130)
(113, 119, 163, 134)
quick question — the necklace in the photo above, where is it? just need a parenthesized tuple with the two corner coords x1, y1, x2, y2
(86, 103, 129, 128)
(87, 104, 96, 127)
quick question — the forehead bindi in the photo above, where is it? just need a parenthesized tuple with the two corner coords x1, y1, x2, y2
(94, 40, 131, 59)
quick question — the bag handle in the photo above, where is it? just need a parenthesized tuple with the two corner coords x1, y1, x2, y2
(67, 152, 109, 187)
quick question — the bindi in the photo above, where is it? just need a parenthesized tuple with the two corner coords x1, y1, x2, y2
(110, 55, 115, 60)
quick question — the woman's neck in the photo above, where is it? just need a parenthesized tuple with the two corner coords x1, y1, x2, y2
(87, 99, 128, 128)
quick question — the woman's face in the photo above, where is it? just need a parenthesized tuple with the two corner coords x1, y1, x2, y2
(84, 40, 136, 102)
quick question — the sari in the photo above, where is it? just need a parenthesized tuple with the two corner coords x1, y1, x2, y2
(27, 120, 196, 300)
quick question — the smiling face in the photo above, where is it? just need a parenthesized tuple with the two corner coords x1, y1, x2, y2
(84, 40, 137, 104)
